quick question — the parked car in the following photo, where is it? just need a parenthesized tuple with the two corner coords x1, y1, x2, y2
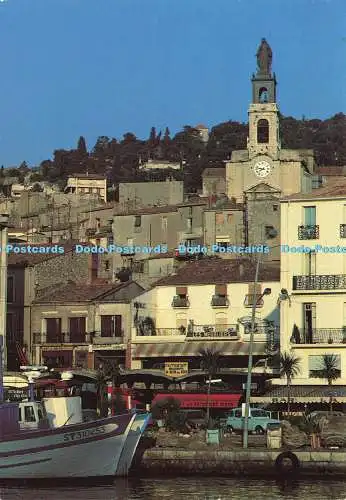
(181, 409, 207, 429)
(226, 407, 280, 434)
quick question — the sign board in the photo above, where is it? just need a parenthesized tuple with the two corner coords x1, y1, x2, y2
(164, 362, 188, 378)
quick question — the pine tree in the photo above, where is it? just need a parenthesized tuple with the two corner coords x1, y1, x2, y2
(77, 136, 87, 154)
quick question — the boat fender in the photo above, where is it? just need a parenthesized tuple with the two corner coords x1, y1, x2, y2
(274, 451, 300, 475)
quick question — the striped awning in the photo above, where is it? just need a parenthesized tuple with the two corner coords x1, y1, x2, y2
(251, 385, 346, 404)
(133, 341, 267, 358)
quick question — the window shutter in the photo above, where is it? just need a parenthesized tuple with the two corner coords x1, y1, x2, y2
(176, 286, 187, 295)
(248, 283, 262, 295)
(215, 284, 227, 296)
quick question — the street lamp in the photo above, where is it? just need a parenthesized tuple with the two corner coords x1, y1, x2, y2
(242, 234, 279, 449)
(0, 213, 9, 404)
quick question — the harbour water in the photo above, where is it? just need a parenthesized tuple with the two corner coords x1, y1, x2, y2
(1, 478, 346, 499)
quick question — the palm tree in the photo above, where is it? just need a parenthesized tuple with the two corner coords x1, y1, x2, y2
(311, 354, 341, 412)
(280, 352, 301, 416)
(198, 347, 222, 424)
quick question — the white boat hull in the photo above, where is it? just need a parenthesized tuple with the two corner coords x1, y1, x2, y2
(115, 412, 150, 476)
(0, 413, 136, 479)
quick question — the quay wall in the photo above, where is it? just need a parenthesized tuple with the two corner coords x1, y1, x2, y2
(140, 448, 346, 477)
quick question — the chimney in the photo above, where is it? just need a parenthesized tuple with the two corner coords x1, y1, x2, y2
(88, 253, 99, 283)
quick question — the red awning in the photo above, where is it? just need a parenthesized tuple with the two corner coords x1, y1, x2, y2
(152, 393, 241, 409)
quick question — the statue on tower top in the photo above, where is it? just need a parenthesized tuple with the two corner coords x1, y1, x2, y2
(256, 38, 272, 75)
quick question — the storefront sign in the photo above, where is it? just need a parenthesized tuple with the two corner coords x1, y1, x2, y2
(164, 362, 188, 377)
(271, 397, 295, 403)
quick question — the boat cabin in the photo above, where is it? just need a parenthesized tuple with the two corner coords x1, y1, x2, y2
(18, 402, 49, 430)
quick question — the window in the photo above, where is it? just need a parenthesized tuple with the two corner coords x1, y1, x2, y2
(69, 317, 86, 343)
(100, 315, 122, 337)
(303, 251, 316, 275)
(46, 318, 62, 343)
(215, 285, 227, 297)
(234, 409, 242, 418)
(176, 286, 187, 298)
(259, 87, 268, 103)
(265, 225, 275, 238)
(18, 407, 22, 421)
(257, 119, 269, 143)
(7, 276, 14, 303)
(244, 283, 263, 307)
(303, 303, 316, 343)
(273, 204, 278, 212)
(309, 355, 341, 379)
(134, 216, 141, 227)
(104, 260, 110, 271)
(24, 406, 36, 422)
(187, 218, 192, 231)
(162, 217, 168, 231)
(6, 313, 15, 342)
(215, 213, 224, 225)
(304, 206, 316, 226)
(96, 218, 101, 229)
(127, 238, 134, 246)
(176, 314, 187, 331)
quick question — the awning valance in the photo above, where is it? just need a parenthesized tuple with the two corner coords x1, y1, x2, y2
(133, 341, 267, 358)
(152, 393, 242, 409)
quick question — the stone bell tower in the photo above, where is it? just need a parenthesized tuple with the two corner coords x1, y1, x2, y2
(247, 38, 281, 161)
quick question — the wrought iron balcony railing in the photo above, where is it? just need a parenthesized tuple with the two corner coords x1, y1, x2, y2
(172, 296, 190, 308)
(340, 224, 346, 238)
(155, 328, 186, 336)
(298, 225, 319, 240)
(211, 295, 229, 307)
(33, 330, 124, 344)
(301, 328, 346, 344)
(186, 324, 239, 339)
(33, 332, 87, 344)
(293, 274, 346, 290)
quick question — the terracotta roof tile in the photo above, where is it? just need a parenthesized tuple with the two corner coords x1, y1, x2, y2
(282, 178, 346, 201)
(7, 242, 88, 267)
(33, 279, 134, 304)
(152, 257, 280, 286)
(315, 166, 346, 176)
(202, 168, 226, 177)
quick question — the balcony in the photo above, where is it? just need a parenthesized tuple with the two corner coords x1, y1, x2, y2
(300, 328, 346, 344)
(156, 328, 185, 336)
(211, 295, 229, 308)
(33, 331, 124, 345)
(298, 225, 319, 240)
(186, 324, 239, 339)
(293, 274, 346, 290)
(33, 332, 88, 344)
(340, 224, 346, 238)
(172, 296, 190, 308)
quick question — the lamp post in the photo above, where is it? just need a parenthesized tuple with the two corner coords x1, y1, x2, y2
(0, 213, 9, 403)
(242, 230, 279, 449)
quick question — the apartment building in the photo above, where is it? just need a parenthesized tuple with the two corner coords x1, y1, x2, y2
(64, 173, 107, 202)
(129, 258, 280, 388)
(31, 278, 144, 370)
(279, 180, 346, 386)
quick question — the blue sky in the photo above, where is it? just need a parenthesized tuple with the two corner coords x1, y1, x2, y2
(0, 0, 345, 166)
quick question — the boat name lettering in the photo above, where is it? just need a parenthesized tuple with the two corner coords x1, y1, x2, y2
(63, 426, 106, 442)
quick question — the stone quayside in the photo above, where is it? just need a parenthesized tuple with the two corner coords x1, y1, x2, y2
(140, 448, 346, 477)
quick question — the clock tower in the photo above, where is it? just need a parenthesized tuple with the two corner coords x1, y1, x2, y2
(248, 38, 280, 161)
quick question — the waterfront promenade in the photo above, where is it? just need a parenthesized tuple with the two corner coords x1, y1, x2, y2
(141, 447, 346, 477)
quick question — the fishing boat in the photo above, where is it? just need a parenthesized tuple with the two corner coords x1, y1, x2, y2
(0, 402, 138, 479)
(115, 411, 151, 476)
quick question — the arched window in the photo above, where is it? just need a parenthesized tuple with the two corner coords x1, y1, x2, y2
(259, 87, 268, 103)
(257, 119, 269, 143)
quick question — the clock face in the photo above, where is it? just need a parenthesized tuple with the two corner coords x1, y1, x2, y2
(253, 160, 271, 178)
